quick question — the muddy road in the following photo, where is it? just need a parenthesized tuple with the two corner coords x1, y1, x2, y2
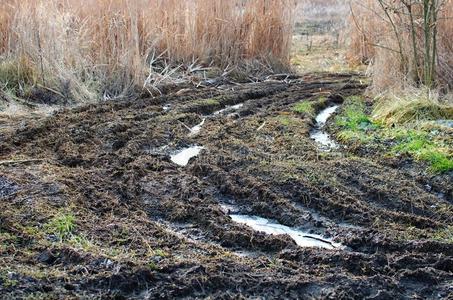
(0, 73, 452, 299)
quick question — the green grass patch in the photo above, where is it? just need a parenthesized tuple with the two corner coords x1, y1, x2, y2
(202, 98, 220, 105)
(335, 96, 376, 131)
(277, 116, 293, 126)
(335, 96, 379, 142)
(431, 226, 453, 243)
(419, 151, 453, 172)
(392, 130, 430, 152)
(334, 95, 453, 173)
(194, 98, 220, 106)
(44, 213, 76, 241)
(337, 129, 373, 143)
(293, 101, 315, 115)
(391, 130, 453, 172)
(152, 248, 169, 257)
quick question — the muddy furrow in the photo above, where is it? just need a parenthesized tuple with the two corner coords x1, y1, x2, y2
(1, 73, 452, 299)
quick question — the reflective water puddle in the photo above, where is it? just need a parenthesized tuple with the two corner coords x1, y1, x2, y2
(230, 214, 343, 250)
(189, 118, 206, 136)
(213, 103, 244, 115)
(310, 105, 339, 150)
(170, 146, 204, 166)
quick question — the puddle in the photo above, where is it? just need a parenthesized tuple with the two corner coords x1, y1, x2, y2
(170, 146, 204, 166)
(220, 203, 241, 214)
(213, 103, 244, 115)
(315, 105, 339, 126)
(230, 214, 343, 250)
(310, 105, 339, 151)
(233, 250, 264, 258)
(189, 118, 206, 136)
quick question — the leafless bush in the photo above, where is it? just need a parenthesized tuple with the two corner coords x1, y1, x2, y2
(348, 0, 452, 93)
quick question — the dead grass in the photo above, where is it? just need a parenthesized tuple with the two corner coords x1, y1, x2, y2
(0, 0, 295, 102)
(373, 90, 453, 125)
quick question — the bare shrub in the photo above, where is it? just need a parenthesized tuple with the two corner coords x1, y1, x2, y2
(348, 0, 452, 93)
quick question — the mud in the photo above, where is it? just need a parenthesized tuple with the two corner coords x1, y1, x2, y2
(0, 73, 452, 299)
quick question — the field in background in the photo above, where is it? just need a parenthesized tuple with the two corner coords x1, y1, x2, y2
(291, 0, 365, 74)
(0, 0, 295, 103)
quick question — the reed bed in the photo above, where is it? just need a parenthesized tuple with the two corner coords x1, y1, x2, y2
(0, 0, 295, 101)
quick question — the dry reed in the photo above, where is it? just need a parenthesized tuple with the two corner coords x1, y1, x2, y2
(0, 0, 295, 101)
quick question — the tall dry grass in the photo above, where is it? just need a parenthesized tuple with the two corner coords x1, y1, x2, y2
(0, 0, 295, 102)
(348, 0, 453, 94)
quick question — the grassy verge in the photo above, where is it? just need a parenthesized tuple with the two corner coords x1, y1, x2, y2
(334, 95, 453, 173)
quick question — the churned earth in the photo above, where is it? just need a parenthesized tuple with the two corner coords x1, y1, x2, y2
(0, 73, 452, 299)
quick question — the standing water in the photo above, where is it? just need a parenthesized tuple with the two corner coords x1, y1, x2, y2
(213, 103, 244, 115)
(310, 105, 339, 150)
(189, 118, 206, 136)
(230, 214, 343, 250)
(170, 146, 204, 166)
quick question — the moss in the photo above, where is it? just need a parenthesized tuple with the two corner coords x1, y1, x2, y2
(0, 270, 18, 288)
(0, 231, 19, 252)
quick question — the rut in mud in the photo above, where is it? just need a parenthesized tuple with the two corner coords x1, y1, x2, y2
(0, 73, 452, 299)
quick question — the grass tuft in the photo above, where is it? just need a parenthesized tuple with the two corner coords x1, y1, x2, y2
(335, 95, 453, 173)
(391, 130, 453, 172)
(336, 96, 375, 131)
(293, 101, 315, 115)
(373, 91, 453, 126)
(44, 213, 76, 241)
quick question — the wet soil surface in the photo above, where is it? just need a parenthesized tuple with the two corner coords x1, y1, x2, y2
(0, 73, 452, 299)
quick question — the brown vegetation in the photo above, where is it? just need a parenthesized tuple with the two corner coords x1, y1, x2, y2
(348, 0, 453, 93)
(0, 0, 295, 101)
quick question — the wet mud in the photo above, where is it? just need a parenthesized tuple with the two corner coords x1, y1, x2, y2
(0, 73, 452, 299)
